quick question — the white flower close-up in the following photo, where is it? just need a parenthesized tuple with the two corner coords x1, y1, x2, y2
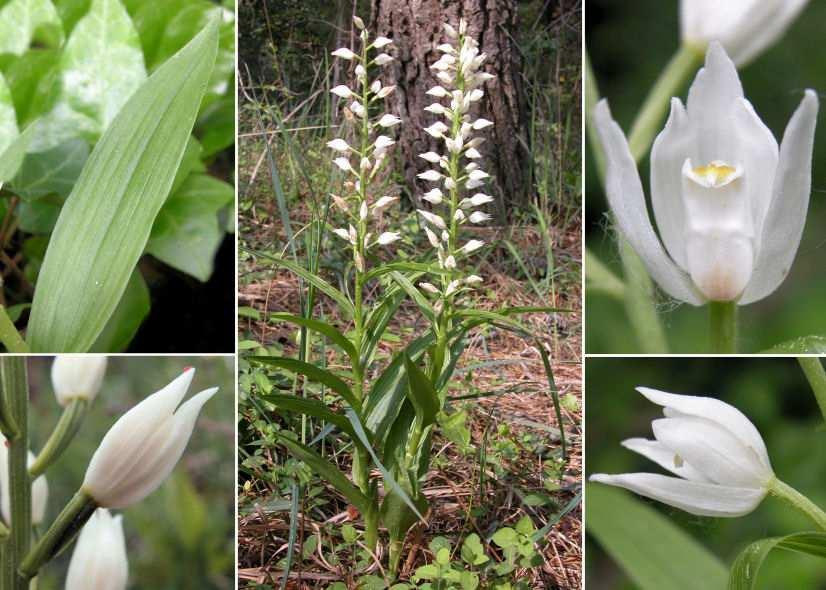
(593, 42, 818, 305)
(65, 509, 128, 590)
(590, 387, 775, 517)
(51, 355, 107, 406)
(82, 368, 218, 508)
(680, 0, 809, 66)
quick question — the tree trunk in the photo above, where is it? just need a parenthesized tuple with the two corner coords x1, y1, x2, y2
(370, 0, 530, 212)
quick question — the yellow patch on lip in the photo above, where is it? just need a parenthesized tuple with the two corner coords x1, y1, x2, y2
(692, 160, 739, 186)
(674, 453, 684, 469)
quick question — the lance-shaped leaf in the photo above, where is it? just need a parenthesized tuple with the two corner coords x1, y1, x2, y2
(260, 394, 358, 441)
(26, 17, 220, 352)
(404, 355, 439, 428)
(249, 356, 359, 410)
(277, 435, 369, 515)
(265, 312, 358, 365)
(729, 532, 826, 590)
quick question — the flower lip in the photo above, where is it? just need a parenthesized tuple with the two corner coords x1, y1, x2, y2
(682, 159, 743, 189)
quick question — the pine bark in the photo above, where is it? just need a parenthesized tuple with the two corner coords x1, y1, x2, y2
(370, 0, 530, 211)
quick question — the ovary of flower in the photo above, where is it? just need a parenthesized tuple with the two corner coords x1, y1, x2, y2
(374, 53, 393, 66)
(372, 195, 397, 212)
(332, 47, 357, 60)
(418, 170, 442, 182)
(427, 86, 449, 98)
(461, 240, 485, 254)
(593, 42, 818, 305)
(424, 226, 441, 248)
(377, 232, 401, 245)
(373, 36, 393, 49)
(0, 438, 48, 525)
(333, 157, 353, 173)
(65, 509, 128, 590)
(424, 122, 449, 138)
(330, 85, 353, 99)
(52, 355, 107, 406)
(423, 188, 444, 205)
(419, 152, 442, 164)
(326, 138, 350, 152)
(81, 368, 218, 508)
(377, 114, 401, 128)
(469, 211, 491, 224)
(419, 282, 440, 294)
(418, 210, 447, 230)
(680, 0, 809, 66)
(590, 387, 775, 517)
(472, 119, 493, 130)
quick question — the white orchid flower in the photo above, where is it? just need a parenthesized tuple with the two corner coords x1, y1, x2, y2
(593, 43, 818, 305)
(82, 368, 217, 508)
(681, 0, 809, 66)
(51, 356, 107, 406)
(591, 387, 775, 517)
(65, 509, 128, 590)
(332, 47, 356, 60)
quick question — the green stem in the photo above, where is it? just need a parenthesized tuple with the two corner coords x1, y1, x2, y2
(19, 491, 97, 580)
(29, 399, 88, 478)
(0, 307, 27, 353)
(627, 43, 704, 162)
(709, 301, 737, 353)
(798, 357, 826, 423)
(769, 478, 826, 531)
(1, 358, 29, 590)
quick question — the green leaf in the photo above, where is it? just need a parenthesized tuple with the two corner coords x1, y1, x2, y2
(3, 48, 60, 125)
(89, 268, 149, 352)
(460, 533, 489, 566)
(276, 435, 369, 515)
(0, 124, 38, 184)
(145, 172, 232, 281)
(259, 393, 357, 441)
(404, 355, 439, 428)
(16, 194, 64, 234)
(492, 527, 518, 549)
(243, 249, 354, 318)
(763, 335, 826, 354)
(265, 312, 358, 364)
(196, 93, 234, 155)
(249, 356, 358, 410)
(10, 138, 88, 200)
(388, 271, 435, 323)
(586, 483, 727, 590)
(0, 74, 17, 154)
(27, 17, 219, 352)
(729, 532, 826, 590)
(0, 0, 63, 57)
(29, 0, 147, 151)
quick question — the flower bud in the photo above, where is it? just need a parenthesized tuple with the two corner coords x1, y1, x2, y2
(82, 368, 217, 508)
(65, 509, 128, 590)
(52, 356, 107, 406)
(0, 439, 48, 525)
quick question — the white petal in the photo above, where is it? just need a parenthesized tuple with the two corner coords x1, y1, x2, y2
(373, 36, 392, 48)
(651, 416, 771, 487)
(377, 114, 401, 127)
(332, 48, 356, 60)
(66, 509, 128, 590)
(636, 387, 772, 471)
(740, 90, 818, 305)
(326, 138, 350, 152)
(589, 472, 765, 517)
(52, 356, 107, 406)
(374, 53, 393, 66)
(426, 86, 449, 98)
(621, 438, 711, 482)
(592, 100, 704, 305)
(377, 232, 400, 245)
(330, 85, 352, 98)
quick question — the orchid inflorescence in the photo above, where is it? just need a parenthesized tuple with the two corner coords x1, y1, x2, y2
(328, 16, 401, 273)
(416, 19, 495, 306)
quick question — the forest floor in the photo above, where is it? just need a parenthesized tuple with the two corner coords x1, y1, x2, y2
(236, 130, 582, 589)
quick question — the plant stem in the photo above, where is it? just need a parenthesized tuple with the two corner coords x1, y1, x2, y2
(769, 478, 826, 531)
(0, 307, 27, 353)
(627, 43, 704, 162)
(1, 357, 30, 590)
(798, 357, 826, 423)
(29, 399, 88, 478)
(709, 301, 737, 353)
(19, 491, 97, 580)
